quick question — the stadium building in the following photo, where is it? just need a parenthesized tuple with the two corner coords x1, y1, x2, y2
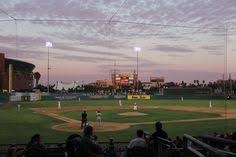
(96, 79, 112, 88)
(54, 81, 80, 91)
(150, 77, 165, 87)
(0, 53, 35, 92)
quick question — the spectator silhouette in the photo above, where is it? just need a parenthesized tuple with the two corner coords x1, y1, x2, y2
(65, 134, 81, 157)
(75, 125, 102, 157)
(150, 122, 168, 140)
(128, 130, 147, 149)
(174, 136, 183, 148)
(24, 134, 47, 157)
(121, 130, 147, 157)
(103, 138, 118, 157)
(232, 132, 236, 141)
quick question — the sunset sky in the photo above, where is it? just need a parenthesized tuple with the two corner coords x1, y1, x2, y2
(0, 0, 236, 84)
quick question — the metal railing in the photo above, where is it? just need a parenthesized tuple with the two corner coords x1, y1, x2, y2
(148, 137, 182, 157)
(199, 135, 236, 156)
(183, 134, 236, 157)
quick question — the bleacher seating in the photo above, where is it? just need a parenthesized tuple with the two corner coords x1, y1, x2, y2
(1, 133, 236, 157)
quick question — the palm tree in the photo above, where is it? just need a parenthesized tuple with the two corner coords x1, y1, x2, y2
(34, 72, 41, 86)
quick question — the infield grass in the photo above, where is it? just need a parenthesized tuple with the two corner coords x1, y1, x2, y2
(60, 109, 220, 123)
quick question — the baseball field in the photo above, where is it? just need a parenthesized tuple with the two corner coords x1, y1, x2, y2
(1, 99, 236, 144)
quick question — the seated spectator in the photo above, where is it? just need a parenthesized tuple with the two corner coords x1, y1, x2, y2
(213, 132, 218, 137)
(24, 134, 47, 157)
(75, 125, 102, 157)
(174, 136, 183, 148)
(224, 132, 230, 139)
(232, 132, 236, 141)
(120, 130, 147, 157)
(150, 121, 168, 140)
(65, 134, 81, 157)
(93, 135, 99, 145)
(103, 138, 118, 157)
(128, 130, 147, 149)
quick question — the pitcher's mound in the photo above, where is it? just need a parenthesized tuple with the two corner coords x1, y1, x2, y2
(118, 112, 148, 116)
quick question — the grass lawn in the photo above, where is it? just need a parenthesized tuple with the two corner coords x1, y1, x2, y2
(94, 119, 236, 142)
(0, 99, 235, 144)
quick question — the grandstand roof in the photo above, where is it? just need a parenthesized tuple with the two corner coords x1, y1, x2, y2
(5, 58, 35, 72)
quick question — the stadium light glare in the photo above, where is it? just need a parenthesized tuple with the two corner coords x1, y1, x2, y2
(46, 41, 53, 48)
(134, 47, 141, 52)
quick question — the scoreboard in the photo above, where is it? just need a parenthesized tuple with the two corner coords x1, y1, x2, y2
(115, 74, 135, 85)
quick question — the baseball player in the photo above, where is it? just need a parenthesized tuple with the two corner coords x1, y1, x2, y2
(119, 99, 122, 106)
(96, 110, 102, 126)
(133, 102, 138, 111)
(209, 100, 212, 109)
(57, 101, 61, 110)
(17, 104, 21, 112)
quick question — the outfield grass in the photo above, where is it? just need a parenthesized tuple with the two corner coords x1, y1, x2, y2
(0, 99, 235, 144)
(60, 109, 220, 123)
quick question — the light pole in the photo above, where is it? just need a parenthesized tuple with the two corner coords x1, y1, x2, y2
(46, 41, 52, 94)
(134, 47, 141, 92)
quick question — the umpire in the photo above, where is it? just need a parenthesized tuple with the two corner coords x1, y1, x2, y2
(81, 111, 88, 129)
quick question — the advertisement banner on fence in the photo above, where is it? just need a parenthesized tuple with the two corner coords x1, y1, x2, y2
(89, 95, 110, 99)
(127, 95, 151, 100)
(114, 95, 126, 99)
(10, 92, 41, 102)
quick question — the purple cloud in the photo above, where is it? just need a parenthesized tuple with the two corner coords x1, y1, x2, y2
(151, 45, 194, 53)
(201, 45, 224, 51)
(55, 55, 110, 63)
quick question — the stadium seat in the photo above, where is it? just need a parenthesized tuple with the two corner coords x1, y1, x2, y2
(127, 146, 148, 157)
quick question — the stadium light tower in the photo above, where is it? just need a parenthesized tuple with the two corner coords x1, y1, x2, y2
(46, 41, 53, 94)
(134, 47, 141, 92)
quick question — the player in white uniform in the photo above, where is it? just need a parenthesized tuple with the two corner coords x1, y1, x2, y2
(58, 101, 61, 110)
(209, 100, 212, 109)
(119, 99, 122, 106)
(133, 102, 138, 111)
(96, 110, 102, 126)
(17, 104, 21, 112)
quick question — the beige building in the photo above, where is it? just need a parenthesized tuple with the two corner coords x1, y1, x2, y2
(150, 77, 165, 87)
(96, 79, 112, 87)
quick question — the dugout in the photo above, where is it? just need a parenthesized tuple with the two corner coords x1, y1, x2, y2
(21, 95, 30, 101)
(0, 93, 9, 105)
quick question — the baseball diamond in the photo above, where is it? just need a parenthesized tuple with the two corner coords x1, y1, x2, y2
(1, 99, 236, 143)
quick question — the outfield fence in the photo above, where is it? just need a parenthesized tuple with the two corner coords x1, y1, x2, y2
(33, 94, 236, 101)
(2, 92, 236, 103)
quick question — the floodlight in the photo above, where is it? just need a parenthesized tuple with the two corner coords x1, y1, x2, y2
(46, 42, 53, 47)
(134, 47, 141, 52)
